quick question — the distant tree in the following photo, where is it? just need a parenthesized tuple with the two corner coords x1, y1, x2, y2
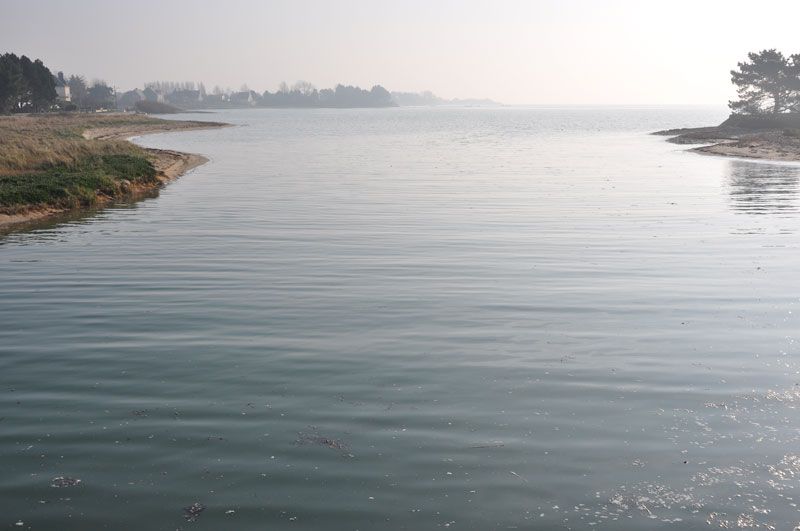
(730, 49, 794, 114)
(86, 80, 114, 109)
(0, 53, 56, 113)
(19, 56, 56, 111)
(292, 80, 316, 96)
(369, 85, 393, 106)
(318, 88, 334, 104)
(788, 54, 800, 112)
(68, 75, 88, 108)
(390, 90, 443, 106)
(34, 60, 56, 109)
(333, 84, 360, 107)
(256, 82, 396, 109)
(146, 81, 195, 95)
(0, 53, 24, 113)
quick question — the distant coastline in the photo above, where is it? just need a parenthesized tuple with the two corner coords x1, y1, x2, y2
(655, 113, 800, 162)
(123, 85, 500, 112)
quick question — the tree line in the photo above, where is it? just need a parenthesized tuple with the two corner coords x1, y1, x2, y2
(259, 81, 394, 108)
(0, 53, 56, 113)
(145, 81, 206, 94)
(0, 52, 119, 113)
(1, 51, 411, 114)
(730, 50, 800, 115)
(129, 80, 395, 108)
(66, 75, 115, 110)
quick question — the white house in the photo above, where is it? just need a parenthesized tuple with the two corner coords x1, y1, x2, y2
(54, 72, 71, 102)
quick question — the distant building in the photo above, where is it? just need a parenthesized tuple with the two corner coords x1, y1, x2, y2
(167, 89, 204, 108)
(117, 89, 145, 110)
(203, 93, 226, 106)
(230, 90, 259, 106)
(54, 72, 70, 102)
(142, 87, 166, 103)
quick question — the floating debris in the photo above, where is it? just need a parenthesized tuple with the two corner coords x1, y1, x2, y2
(509, 470, 528, 483)
(183, 502, 206, 522)
(296, 429, 350, 452)
(337, 395, 364, 406)
(469, 441, 505, 449)
(50, 476, 81, 488)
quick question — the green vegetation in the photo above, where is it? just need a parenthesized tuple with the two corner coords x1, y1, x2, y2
(0, 53, 57, 113)
(0, 52, 230, 218)
(730, 50, 800, 114)
(0, 154, 156, 212)
(0, 113, 171, 213)
(0, 113, 225, 215)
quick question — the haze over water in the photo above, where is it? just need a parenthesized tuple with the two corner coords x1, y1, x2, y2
(3, 106, 800, 529)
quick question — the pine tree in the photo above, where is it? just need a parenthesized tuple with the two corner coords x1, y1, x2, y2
(730, 50, 793, 114)
(0, 53, 24, 113)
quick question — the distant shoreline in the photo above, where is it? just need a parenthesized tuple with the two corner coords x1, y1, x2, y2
(0, 116, 229, 230)
(654, 114, 800, 163)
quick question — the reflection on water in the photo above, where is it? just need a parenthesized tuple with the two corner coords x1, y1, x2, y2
(0, 190, 160, 243)
(726, 160, 800, 215)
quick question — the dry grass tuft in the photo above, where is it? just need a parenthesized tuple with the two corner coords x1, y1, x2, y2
(0, 113, 165, 174)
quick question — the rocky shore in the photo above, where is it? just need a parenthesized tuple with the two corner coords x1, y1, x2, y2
(655, 114, 800, 162)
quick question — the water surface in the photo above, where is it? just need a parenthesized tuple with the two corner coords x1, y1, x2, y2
(3, 106, 800, 530)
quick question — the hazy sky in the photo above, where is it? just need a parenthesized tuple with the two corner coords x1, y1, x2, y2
(3, 0, 799, 104)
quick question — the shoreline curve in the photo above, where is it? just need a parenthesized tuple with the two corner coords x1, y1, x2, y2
(0, 119, 229, 230)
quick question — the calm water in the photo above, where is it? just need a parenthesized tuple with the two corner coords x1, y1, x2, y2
(2, 106, 800, 530)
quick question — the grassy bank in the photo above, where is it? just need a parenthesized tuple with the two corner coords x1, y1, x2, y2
(0, 113, 225, 219)
(0, 154, 158, 213)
